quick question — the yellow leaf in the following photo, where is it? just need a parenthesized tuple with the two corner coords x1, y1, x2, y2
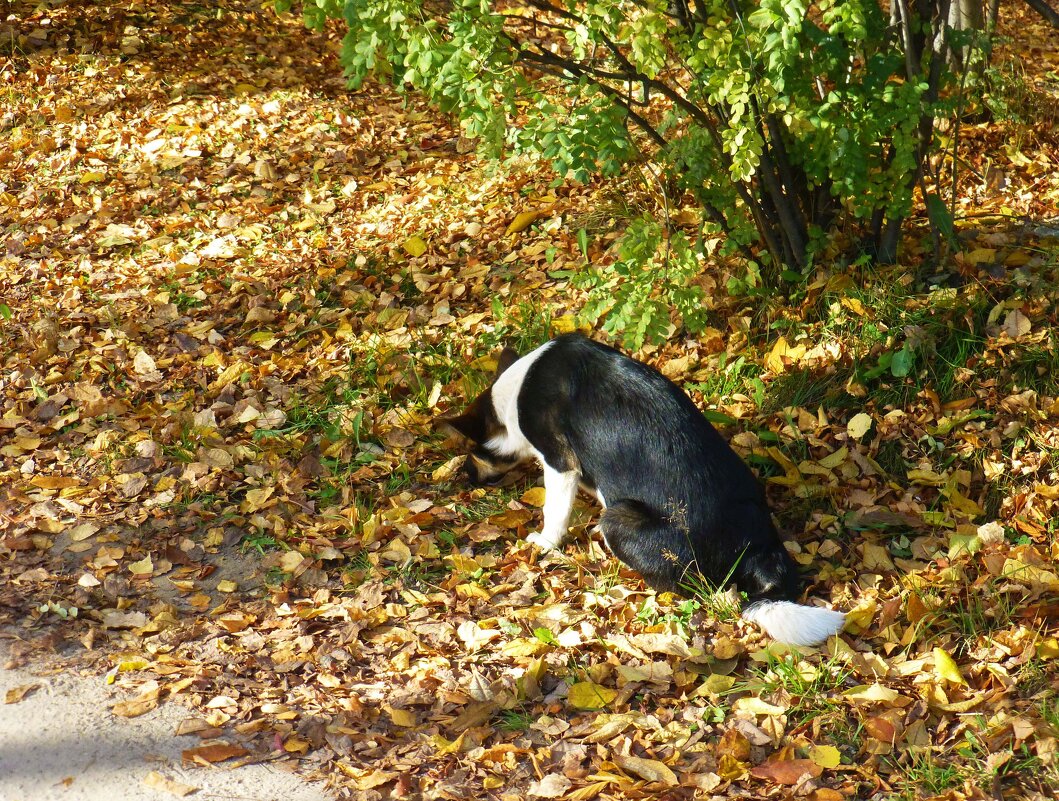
(932, 648, 966, 685)
(283, 735, 310, 753)
(80, 170, 106, 184)
(568, 681, 617, 710)
(566, 781, 610, 801)
(907, 468, 946, 486)
(551, 314, 581, 335)
(241, 486, 274, 513)
(695, 673, 736, 696)
(732, 697, 787, 716)
(765, 336, 807, 373)
(128, 556, 153, 575)
(1001, 558, 1059, 590)
(817, 446, 848, 470)
(403, 235, 428, 257)
(117, 658, 149, 673)
(502, 638, 548, 657)
(430, 732, 466, 754)
(613, 754, 678, 785)
(30, 475, 81, 489)
(388, 707, 417, 727)
(809, 745, 841, 769)
(842, 597, 876, 635)
(717, 753, 749, 781)
(505, 210, 541, 235)
(840, 296, 868, 316)
(211, 360, 248, 390)
(945, 487, 983, 517)
(521, 487, 547, 507)
(1037, 638, 1059, 660)
(861, 543, 895, 572)
(216, 580, 238, 593)
(964, 247, 996, 265)
(142, 771, 197, 798)
(5, 683, 40, 704)
(847, 412, 873, 440)
(843, 683, 899, 703)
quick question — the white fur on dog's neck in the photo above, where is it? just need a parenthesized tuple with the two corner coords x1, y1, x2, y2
(485, 340, 554, 461)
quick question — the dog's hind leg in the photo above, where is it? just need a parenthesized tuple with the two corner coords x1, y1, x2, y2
(597, 500, 697, 595)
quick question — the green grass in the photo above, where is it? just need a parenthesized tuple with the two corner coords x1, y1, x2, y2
(741, 652, 852, 722)
(635, 595, 701, 637)
(898, 751, 964, 799)
(685, 352, 764, 407)
(496, 708, 534, 733)
(911, 580, 1027, 655)
(1010, 336, 1059, 394)
(478, 299, 554, 361)
(813, 272, 991, 410)
(679, 571, 744, 625)
(241, 531, 281, 554)
(452, 484, 525, 523)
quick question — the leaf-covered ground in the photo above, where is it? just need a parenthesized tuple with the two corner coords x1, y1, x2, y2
(3, 2, 1059, 799)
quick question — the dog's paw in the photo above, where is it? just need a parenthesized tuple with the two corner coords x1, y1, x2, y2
(526, 530, 561, 550)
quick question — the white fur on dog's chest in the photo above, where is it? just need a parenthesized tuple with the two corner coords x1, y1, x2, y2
(485, 340, 554, 462)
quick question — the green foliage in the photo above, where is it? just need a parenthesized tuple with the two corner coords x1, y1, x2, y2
(290, 0, 961, 344)
(575, 216, 708, 350)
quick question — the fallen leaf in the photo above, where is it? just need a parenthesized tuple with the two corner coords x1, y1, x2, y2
(142, 771, 197, 797)
(613, 754, 678, 785)
(5, 684, 40, 704)
(1002, 308, 1031, 338)
(529, 773, 572, 798)
(751, 758, 823, 784)
(521, 486, 547, 507)
(181, 743, 249, 764)
(933, 647, 966, 685)
(128, 555, 153, 575)
(568, 681, 617, 710)
(847, 412, 873, 440)
(809, 744, 841, 769)
(506, 210, 541, 236)
(112, 693, 159, 718)
(403, 235, 428, 257)
(843, 684, 900, 703)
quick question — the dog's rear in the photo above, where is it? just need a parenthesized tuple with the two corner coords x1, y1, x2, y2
(599, 499, 844, 647)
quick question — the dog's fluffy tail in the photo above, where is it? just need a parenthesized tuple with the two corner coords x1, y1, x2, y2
(741, 600, 845, 647)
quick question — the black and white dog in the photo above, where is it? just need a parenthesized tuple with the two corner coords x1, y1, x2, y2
(444, 333, 844, 646)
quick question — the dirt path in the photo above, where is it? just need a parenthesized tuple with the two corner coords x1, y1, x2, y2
(1, 642, 332, 801)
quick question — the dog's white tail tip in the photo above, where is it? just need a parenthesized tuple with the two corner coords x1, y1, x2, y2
(742, 600, 845, 647)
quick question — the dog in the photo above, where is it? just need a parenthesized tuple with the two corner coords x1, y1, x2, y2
(443, 333, 844, 646)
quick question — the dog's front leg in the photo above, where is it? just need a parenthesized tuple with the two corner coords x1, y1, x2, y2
(526, 464, 579, 550)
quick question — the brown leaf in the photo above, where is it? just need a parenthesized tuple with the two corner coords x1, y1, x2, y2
(864, 715, 898, 744)
(718, 727, 752, 761)
(112, 695, 159, 718)
(750, 758, 823, 785)
(4, 683, 40, 704)
(181, 743, 250, 764)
